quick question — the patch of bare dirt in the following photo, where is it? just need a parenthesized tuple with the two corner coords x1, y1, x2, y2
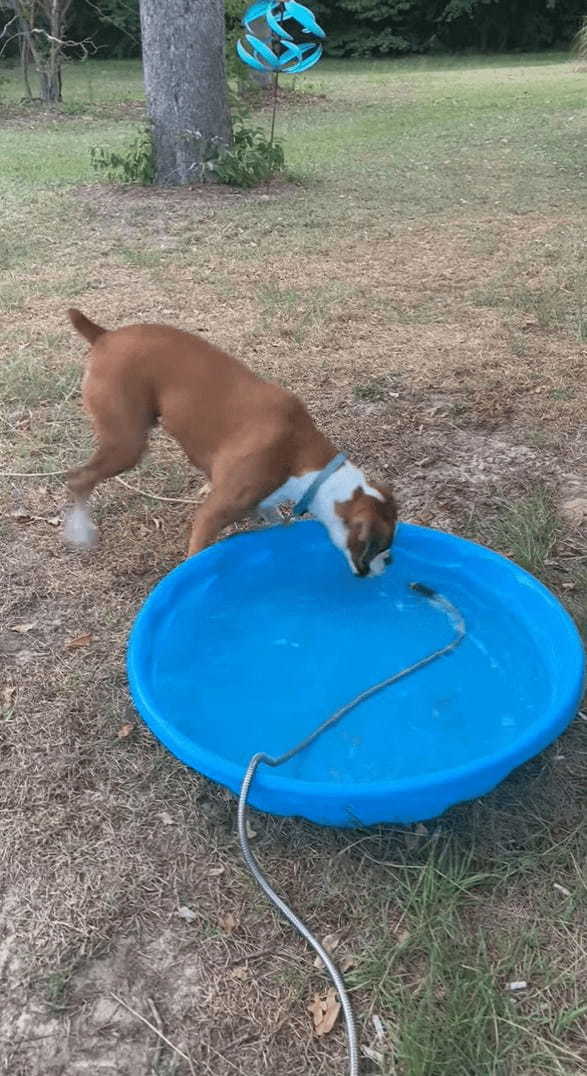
(74, 176, 301, 210)
(254, 85, 329, 111)
(0, 100, 147, 130)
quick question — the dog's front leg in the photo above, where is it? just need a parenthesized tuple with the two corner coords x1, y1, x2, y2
(187, 489, 251, 558)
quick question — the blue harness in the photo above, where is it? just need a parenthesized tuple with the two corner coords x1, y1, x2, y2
(292, 452, 348, 517)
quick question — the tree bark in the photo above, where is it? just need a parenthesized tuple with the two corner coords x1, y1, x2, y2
(139, 0, 232, 187)
(247, 15, 272, 91)
(20, 31, 33, 99)
(39, 67, 61, 101)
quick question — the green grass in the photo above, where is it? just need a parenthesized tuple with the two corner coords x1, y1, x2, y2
(1, 53, 585, 214)
(478, 488, 560, 576)
(0, 57, 145, 107)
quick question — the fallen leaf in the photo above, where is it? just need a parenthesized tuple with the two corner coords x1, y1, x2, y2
(362, 1046, 385, 1065)
(65, 633, 93, 650)
(45, 516, 61, 527)
(2, 685, 16, 706)
(11, 510, 32, 523)
(232, 965, 248, 980)
(219, 912, 237, 934)
(10, 623, 36, 634)
(313, 932, 341, 969)
(177, 905, 197, 922)
(116, 723, 135, 739)
(208, 866, 225, 877)
(159, 811, 173, 826)
(560, 497, 587, 528)
(246, 821, 257, 840)
(308, 988, 341, 1037)
(372, 1014, 385, 1042)
(339, 954, 355, 974)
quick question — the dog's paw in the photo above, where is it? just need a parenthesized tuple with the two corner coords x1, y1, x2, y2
(63, 504, 98, 548)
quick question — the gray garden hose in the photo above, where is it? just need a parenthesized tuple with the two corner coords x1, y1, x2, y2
(237, 582, 466, 1075)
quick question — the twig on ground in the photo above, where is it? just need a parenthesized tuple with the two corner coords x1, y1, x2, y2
(146, 997, 164, 1074)
(111, 992, 195, 1067)
(1, 469, 68, 478)
(0, 470, 210, 506)
(113, 476, 210, 505)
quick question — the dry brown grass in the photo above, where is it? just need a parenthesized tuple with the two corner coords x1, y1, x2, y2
(1, 57, 586, 1076)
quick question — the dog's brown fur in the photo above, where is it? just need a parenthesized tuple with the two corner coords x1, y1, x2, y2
(66, 309, 396, 563)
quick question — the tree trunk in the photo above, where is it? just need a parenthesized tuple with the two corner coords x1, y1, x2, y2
(20, 32, 33, 100)
(247, 15, 272, 91)
(39, 66, 61, 101)
(139, 0, 232, 187)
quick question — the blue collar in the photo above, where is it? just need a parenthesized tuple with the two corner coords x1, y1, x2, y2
(293, 452, 348, 517)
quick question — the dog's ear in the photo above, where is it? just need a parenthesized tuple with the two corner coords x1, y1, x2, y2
(372, 483, 398, 527)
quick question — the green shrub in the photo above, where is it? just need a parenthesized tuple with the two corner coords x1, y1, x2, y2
(210, 124, 285, 188)
(90, 126, 155, 185)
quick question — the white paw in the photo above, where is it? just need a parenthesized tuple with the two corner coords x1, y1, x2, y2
(63, 504, 98, 548)
(258, 508, 283, 526)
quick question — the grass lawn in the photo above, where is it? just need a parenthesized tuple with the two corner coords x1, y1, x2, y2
(0, 53, 586, 1076)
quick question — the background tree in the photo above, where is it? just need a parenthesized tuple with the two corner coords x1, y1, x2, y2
(139, 0, 232, 186)
(0, 0, 94, 102)
(1, 0, 79, 102)
(69, 0, 141, 58)
(313, 0, 585, 55)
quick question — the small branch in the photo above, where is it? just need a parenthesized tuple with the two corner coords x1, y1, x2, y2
(84, 0, 140, 44)
(1, 468, 68, 477)
(0, 31, 26, 58)
(113, 476, 210, 505)
(29, 27, 94, 61)
(110, 993, 195, 1066)
(0, 13, 20, 39)
(1, 470, 210, 505)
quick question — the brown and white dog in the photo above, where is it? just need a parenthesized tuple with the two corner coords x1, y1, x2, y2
(64, 309, 397, 577)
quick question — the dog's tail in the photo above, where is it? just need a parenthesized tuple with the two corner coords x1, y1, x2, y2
(68, 308, 107, 346)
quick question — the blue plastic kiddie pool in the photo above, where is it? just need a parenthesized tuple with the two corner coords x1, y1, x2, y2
(127, 521, 584, 826)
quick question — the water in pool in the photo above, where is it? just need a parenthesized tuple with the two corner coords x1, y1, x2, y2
(142, 522, 550, 784)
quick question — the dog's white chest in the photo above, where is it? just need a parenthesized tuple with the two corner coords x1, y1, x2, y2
(259, 473, 320, 510)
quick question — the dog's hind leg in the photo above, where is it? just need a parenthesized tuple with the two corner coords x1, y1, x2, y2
(64, 428, 148, 547)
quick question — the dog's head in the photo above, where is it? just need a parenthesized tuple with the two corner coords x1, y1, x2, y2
(335, 485, 397, 577)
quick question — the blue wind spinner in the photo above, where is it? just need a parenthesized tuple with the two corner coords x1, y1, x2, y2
(237, 1, 326, 75)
